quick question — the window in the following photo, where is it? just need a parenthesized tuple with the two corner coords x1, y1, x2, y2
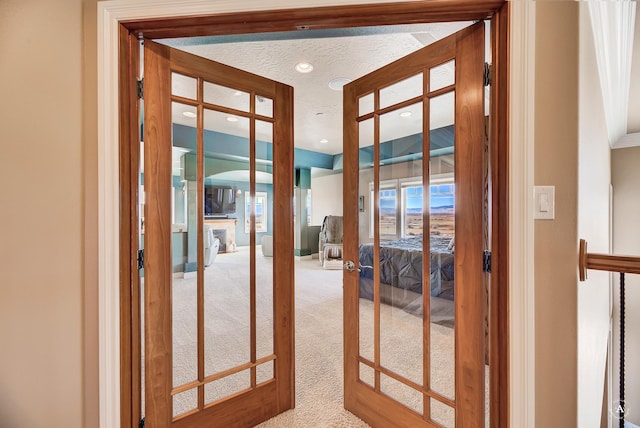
(370, 181, 398, 238)
(370, 176, 455, 240)
(244, 191, 268, 233)
(429, 181, 455, 237)
(402, 183, 423, 237)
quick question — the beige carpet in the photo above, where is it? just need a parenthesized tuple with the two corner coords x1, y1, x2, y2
(155, 246, 476, 427)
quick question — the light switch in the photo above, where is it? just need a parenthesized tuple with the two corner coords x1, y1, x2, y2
(534, 186, 555, 220)
(539, 193, 549, 212)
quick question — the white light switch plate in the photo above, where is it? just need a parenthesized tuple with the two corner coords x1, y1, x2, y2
(533, 186, 555, 220)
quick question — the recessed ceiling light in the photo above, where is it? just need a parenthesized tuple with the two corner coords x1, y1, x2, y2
(328, 77, 352, 91)
(295, 62, 314, 73)
(399, 111, 412, 118)
(182, 111, 197, 118)
(233, 91, 244, 96)
(319, 139, 329, 144)
(226, 116, 239, 122)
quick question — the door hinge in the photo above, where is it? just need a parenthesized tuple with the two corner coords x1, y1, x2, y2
(484, 63, 492, 87)
(483, 250, 492, 273)
(137, 249, 144, 270)
(139, 417, 145, 428)
(136, 78, 144, 99)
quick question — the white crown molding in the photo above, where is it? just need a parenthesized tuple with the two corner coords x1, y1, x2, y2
(612, 132, 640, 149)
(98, 1, 534, 427)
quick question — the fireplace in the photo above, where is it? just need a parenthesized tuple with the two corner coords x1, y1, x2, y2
(204, 218, 238, 252)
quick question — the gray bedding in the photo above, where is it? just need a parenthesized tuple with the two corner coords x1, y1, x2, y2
(358, 235, 455, 301)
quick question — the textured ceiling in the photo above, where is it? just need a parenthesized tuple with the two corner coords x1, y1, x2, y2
(161, 22, 474, 155)
(160, 14, 640, 154)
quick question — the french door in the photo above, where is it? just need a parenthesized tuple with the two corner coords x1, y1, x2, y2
(342, 22, 486, 427)
(143, 40, 294, 427)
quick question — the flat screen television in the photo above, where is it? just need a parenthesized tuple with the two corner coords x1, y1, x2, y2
(204, 186, 236, 216)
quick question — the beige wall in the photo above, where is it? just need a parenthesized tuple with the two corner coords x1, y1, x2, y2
(612, 147, 640, 426)
(311, 172, 344, 225)
(577, 3, 612, 427)
(83, 0, 99, 426)
(534, 2, 579, 427)
(0, 0, 97, 426)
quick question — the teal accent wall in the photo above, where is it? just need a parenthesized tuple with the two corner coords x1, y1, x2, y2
(171, 122, 454, 173)
(332, 124, 455, 171)
(295, 168, 311, 189)
(293, 148, 333, 170)
(173, 124, 334, 171)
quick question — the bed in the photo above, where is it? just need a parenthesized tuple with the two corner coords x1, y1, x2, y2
(358, 235, 455, 320)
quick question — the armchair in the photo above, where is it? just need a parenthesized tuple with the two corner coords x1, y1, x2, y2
(318, 215, 343, 269)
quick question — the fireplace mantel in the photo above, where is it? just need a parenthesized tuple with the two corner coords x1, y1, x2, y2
(204, 218, 238, 252)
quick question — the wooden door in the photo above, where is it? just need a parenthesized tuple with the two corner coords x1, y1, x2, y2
(342, 22, 486, 427)
(143, 40, 294, 428)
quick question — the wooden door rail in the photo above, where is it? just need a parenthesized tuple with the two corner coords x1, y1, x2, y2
(579, 239, 640, 281)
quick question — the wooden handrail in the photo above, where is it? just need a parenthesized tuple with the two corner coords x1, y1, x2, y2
(579, 239, 640, 281)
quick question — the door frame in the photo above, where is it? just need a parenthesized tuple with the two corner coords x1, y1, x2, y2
(97, 0, 535, 427)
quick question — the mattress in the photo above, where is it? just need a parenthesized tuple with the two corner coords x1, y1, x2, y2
(358, 235, 455, 300)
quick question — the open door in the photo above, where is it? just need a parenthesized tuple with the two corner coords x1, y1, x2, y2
(342, 22, 486, 427)
(142, 40, 294, 427)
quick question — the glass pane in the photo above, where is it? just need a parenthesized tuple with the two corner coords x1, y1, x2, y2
(246, 192, 269, 234)
(173, 388, 198, 419)
(380, 374, 423, 416)
(167, 97, 196, 420)
(359, 363, 375, 388)
(203, 108, 251, 381)
(377, 102, 424, 386)
(256, 361, 274, 385)
(380, 102, 423, 144)
(430, 398, 455, 428)
(201, 109, 250, 144)
(256, 120, 274, 150)
(380, 73, 423, 110)
(430, 90, 455, 132)
(171, 103, 198, 395)
(403, 184, 423, 238)
(203, 81, 250, 112)
(358, 118, 374, 363)
(377, 185, 397, 237)
(358, 92, 374, 117)
(429, 60, 455, 92)
(172, 72, 197, 100)
(256, 122, 274, 361)
(255, 95, 273, 118)
(204, 370, 251, 405)
(429, 91, 455, 400)
(378, 292, 423, 385)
